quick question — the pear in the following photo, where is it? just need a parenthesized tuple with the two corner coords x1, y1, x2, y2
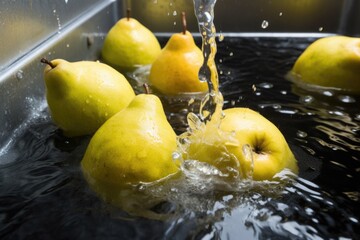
(41, 58, 135, 137)
(149, 12, 209, 95)
(290, 36, 360, 94)
(101, 9, 161, 71)
(81, 93, 179, 193)
(184, 108, 298, 181)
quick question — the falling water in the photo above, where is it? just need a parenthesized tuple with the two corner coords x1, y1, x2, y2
(192, 0, 222, 122)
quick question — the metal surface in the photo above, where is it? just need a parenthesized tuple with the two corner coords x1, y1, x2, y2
(0, 0, 120, 148)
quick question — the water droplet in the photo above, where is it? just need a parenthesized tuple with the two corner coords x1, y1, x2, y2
(252, 85, 257, 92)
(300, 95, 314, 104)
(218, 33, 224, 42)
(66, 44, 70, 48)
(230, 100, 236, 106)
(297, 130, 308, 138)
(261, 20, 269, 29)
(202, 11, 212, 23)
(338, 95, 355, 103)
(272, 104, 281, 109)
(229, 52, 233, 56)
(15, 70, 24, 80)
(65, 0, 68, 3)
(355, 114, 360, 121)
(328, 110, 345, 116)
(173, 11, 177, 16)
(278, 109, 298, 115)
(281, 90, 287, 95)
(258, 82, 273, 89)
(318, 27, 324, 32)
(172, 152, 181, 160)
(322, 91, 333, 96)
(279, 12, 283, 16)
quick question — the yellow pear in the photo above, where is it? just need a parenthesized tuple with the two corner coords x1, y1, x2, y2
(185, 108, 298, 181)
(290, 36, 360, 93)
(101, 11, 161, 71)
(41, 58, 135, 137)
(81, 93, 179, 193)
(149, 13, 208, 95)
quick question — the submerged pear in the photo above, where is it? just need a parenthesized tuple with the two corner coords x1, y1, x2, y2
(290, 36, 360, 93)
(184, 108, 298, 181)
(42, 58, 135, 137)
(81, 93, 179, 192)
(101, 10, 161, 71)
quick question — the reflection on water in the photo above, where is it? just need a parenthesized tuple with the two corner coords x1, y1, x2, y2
(0, 37, 359, 239)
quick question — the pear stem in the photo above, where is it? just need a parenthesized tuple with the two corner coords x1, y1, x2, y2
(181, 12, 187, 35)
(143, 83, 150, 94)
(40, 58, 55, 69)
(126, 8, 131, 21)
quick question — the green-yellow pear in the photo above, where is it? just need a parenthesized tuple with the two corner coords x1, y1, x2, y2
(185, 108, 298, 181)
(101, 11, 161, 71)
(41, 58, 135, 137)
(290, 36, 360, 94)
(149, 12, 209, 95)
(81, 93, 179, 194)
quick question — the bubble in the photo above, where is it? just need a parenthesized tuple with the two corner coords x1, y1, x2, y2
(258, 82, 273, 89)
(261, 20, 269, 29)
(15, 70, 24, 80)
(296, 130, 308, 138)
(322, 91, 334, 96)
(272, 104, 281, 109)
(338, 95, 355, 103)
(300, 95, 314, 104)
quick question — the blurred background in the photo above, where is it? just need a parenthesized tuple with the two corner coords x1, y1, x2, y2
(1, 0, 359, 73)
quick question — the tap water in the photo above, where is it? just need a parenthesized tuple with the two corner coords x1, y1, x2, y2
(0, 36, 359, 239)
